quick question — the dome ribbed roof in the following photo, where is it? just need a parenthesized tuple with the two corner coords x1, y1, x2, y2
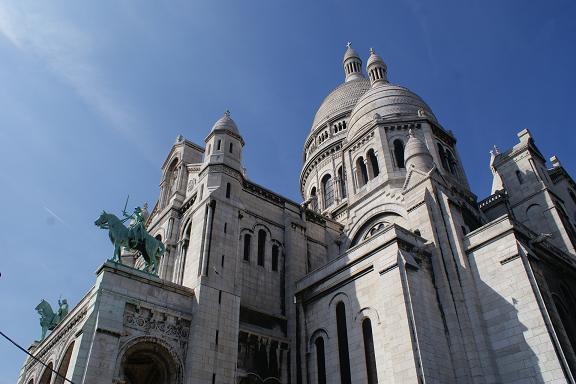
(347, 84, 436, 140)
(211, 111, 239, 135)
(311, 78, 370, 130)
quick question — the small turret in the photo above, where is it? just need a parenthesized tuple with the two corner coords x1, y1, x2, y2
(366, 48, 388, 87)
(343, 42, 364, 82)
(205, 111, 244, 172)
(404, 129, 434, 171)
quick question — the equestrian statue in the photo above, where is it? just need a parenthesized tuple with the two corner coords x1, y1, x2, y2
(94, 201, 165, 275)
(35, 298, 69, 340)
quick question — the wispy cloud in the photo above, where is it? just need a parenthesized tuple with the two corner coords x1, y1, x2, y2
(0, 4, 137, 135)
(43, 206, 72, 231)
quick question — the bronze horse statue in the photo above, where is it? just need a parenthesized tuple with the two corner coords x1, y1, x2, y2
(95, 210, 165, 274)
(35, 299, 68, 340)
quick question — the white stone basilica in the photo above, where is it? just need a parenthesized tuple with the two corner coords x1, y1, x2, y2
(19, 44, 576, 384)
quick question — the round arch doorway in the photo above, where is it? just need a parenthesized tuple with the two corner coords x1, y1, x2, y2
(117, 338, 181, 384)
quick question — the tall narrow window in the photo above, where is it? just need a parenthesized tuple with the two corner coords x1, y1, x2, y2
(437, 143, 449, 170)
(367, 149, 380, 177)
(362, 318, 378, 384)
(226, 183, 231, 198)
(229, 142, 233, 153)
(336, 302, 351, 384)
(217, 139, 221, 150)
(516, 170, 524, 184)
(446, 150, 457, 175)
(272, 244, 279, 272)
(310, 187, 318, 211)
(257, 229, 266, 266)
(315, 337, 327, 384)
(338, 167, 347, 199)
(322, 174, 334, 209)
(393, 139, 405, 169)
(243, 234, 251, 261)
(356, 157, 368, 187)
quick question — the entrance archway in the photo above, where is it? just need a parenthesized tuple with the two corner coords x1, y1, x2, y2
(117, 338, 181, 384)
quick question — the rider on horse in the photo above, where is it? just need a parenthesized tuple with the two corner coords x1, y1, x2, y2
(123, 206, 146, 247)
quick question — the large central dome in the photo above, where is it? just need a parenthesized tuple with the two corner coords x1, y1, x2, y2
(311, 78, 370, 130)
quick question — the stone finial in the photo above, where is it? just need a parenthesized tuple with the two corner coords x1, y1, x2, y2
(490, 145, 500, 156)
(224, 110, 231, 117)
(550, 155, 561, 168)
(346, 41, 352, 48)
(176, 134, 184, 143)
(369, 47, 375, 55)
(517, 128, 532, 143)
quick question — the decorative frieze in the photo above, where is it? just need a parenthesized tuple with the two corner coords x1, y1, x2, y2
(123, 303, 191, 342)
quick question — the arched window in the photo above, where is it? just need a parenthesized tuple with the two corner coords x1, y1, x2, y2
(336, 302, 351, 384)
(257, 229, 266, 266)
(356, 157, 368, 187)
(243, 234, 251, 261)
(226, 183, 231, 198)
(393, 139, 405, 169)
(315, 337, 327, 384)
(516, 170, 525, 184)
(272, 244, 279, 272)
(310, 187, 318, 211)
(322, 174, 334, 209)
(362, 318, 378, 384)
(367, 149, 380, 177)
(437, 143, 449, 170)
(338, 167, 347, 199)
(54, 342, 75, 384)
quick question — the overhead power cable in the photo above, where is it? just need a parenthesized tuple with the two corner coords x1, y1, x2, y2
(0, 329, 75, 384)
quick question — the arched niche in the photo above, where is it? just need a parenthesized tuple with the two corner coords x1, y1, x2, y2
(54, 341, 75, 384)
(38, 362, 53, 384)
(115, 337, 183, 384)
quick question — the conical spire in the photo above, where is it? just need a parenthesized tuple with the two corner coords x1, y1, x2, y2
(404, 129, 434, 171)
(343, 42, 364, 82)
(366, 48, 388, 87)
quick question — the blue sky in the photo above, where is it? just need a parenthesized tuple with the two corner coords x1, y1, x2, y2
(1, 0, 575, 381)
